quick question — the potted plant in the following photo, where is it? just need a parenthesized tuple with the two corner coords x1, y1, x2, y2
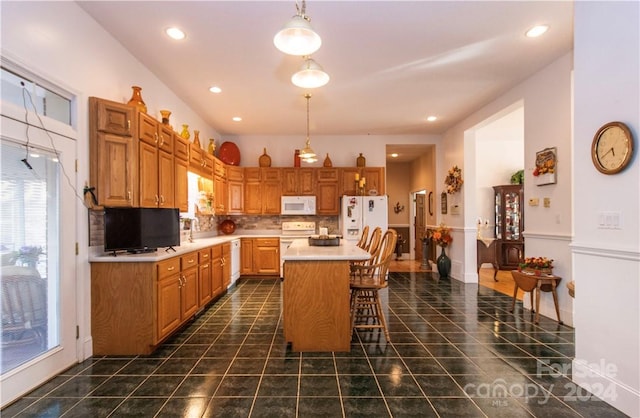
(427, 224, 453, 278)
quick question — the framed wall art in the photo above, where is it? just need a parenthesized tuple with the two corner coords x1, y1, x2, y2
(534, 147, 557, 186)
(441, 192, 447, 214)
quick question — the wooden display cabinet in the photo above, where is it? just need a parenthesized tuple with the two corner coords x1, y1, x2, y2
(493, 184, 524, 270)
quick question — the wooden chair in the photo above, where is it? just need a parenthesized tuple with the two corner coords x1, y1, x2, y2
(356, 225, 370, 249)
(364, 227, 382, 255)
(1, 266, 47, 349)
(350, 229, 397, 341)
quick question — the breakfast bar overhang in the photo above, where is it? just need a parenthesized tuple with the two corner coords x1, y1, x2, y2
(282, 239, 370, 352)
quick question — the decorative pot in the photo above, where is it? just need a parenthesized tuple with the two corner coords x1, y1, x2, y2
(193, 130, 201, 147)
(127, 86, 147, 113)
(356, 152, 366, 167)
(208, 139, 215, 155)
(437, 246, 451, 278)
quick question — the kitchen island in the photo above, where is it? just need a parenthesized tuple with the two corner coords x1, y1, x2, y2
(282, 239, 370, 352)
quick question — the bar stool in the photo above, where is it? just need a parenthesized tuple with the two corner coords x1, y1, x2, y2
(356, 225, 370, 249)
(350, 229, 397, 341)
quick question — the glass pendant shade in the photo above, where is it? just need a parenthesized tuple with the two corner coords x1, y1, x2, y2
(299, 139, 316, 160)
(291, 58, 330, 88)
(274, 15, 322, 56)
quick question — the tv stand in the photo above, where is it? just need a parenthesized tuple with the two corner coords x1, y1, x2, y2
(165, 246, 177, 253)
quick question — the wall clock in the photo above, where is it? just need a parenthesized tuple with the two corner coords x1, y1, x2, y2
(591, 121, 634, 174)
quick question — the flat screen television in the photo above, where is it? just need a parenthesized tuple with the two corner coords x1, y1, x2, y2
(104, 207, 180, 254)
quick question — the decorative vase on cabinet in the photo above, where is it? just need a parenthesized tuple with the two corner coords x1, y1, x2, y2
(127, 86, 147, 113)
(436, 247, 451, 278)
(180, 124, 190, 140)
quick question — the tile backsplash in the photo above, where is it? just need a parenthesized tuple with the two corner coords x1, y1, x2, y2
(89, 210, 338, 247)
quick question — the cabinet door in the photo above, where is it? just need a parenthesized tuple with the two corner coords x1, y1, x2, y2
(339, 168, 360, 196)
(139, 141, 159, 208)
(97, 132, 136, 207)
(95, 99, 133, 136)
(281, 169, 298, 195)
(240, 238, 254, 275)
(198, 261, 212, 307)
(157, 274, 181, 341)
(255, 239, 280, 275)
(174, 157, 189, 212)
(214, 175, 227, 214)
(262, 182, 281, 214)
(317, 182, 339, 215)
(158, 150, 175, 208)
(138, 112, 158, 146)
(227, 180, 244, 214)
(244, 182, 262, 214)
(222, 243, 231, 288)
(173, 134, 189, 161)
(212, 245, 224, 296)
(298, 169, 315, 195)
(362, 167, 385, 195)
(158, 124, 174, 154)
(181, 267, 199, 320)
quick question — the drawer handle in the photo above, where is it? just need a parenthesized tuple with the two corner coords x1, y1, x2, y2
(202, 263, 209, 268)
(167, 266, 175, 271)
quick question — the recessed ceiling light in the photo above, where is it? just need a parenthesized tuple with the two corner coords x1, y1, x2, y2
(165, 27, 186, 40)
(525, 25, 549, 38)
(391, 153, 399, 158)
(209, 86, 222, 94)
(426, 115, 437, 122)
(232, 117, 242, 122)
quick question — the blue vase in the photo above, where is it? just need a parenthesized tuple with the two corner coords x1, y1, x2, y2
(437, 246, 451, 278)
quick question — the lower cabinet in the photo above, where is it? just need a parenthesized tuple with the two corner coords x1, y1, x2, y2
(91, 244, 229, 356)
(240, 237, 280, 276)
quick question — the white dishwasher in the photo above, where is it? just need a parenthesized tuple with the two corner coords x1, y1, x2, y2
(230, 239, 240, 286)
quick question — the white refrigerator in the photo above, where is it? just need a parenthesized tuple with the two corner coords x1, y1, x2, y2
(340, 196, 388, 242)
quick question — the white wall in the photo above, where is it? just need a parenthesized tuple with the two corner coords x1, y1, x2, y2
(573, 2, 640, 416)
(1, 2, 222, 361)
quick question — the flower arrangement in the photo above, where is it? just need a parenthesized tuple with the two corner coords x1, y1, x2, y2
(519, 257, 553, 270)
(16, 245, 43, 267)
(444, 165, 464, 194)
(427, 223, 453, 248)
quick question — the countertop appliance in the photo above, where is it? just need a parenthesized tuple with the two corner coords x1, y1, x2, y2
(230, 238, 240, 286)
(280, 221, 316, 276)
(281, 196, 316, 215)
(340, 196, 388, 242)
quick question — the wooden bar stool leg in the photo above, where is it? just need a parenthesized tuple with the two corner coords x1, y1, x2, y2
(511, 283, 518, 312)
(373, 291, 390, 341)
(535, 285, 541, 324)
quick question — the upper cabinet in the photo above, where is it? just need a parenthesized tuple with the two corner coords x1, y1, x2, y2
(339, 167, 385, 196)
(89, 97, 137, 207)
(281, 168, 315, 196)
(138, 112, 174, 208)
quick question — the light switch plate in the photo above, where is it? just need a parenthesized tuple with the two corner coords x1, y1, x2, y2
(543, 197, 551, 208)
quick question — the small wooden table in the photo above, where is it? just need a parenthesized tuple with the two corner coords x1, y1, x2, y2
(510, 270, 562, 324)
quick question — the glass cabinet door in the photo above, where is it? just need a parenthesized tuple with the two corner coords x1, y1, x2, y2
(495, 192, 502, 239)
(504, 191, 520, 240)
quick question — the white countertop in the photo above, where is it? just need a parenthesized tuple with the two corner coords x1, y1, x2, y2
(282, 239, 370, 261)
(89, 235, 244, 263)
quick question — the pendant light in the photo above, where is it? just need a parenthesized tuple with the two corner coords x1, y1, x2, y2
(291, 56, 330, 89)
(299, 94, 317, 162)
(273, 0, 322, 56)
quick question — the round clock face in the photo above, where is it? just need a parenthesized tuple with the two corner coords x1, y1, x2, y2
(591, 122, 634, 174)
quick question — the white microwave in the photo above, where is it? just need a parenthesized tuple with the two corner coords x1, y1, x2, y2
(281, 196, 316, 215)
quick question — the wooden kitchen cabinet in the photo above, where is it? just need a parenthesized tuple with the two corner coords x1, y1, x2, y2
(214, 157, 227, 214)
(138, 112, 175, 208)
(198, 248, 213, 307)
(174, 134, 189, 212)
(282, 168, 315, 196)
(89, 97, 137, 207)
(339, 167, 385, 196)
(222, 242, 231, 288)
(316, 168, 339, 215)
(212, 245, 224, 296)
(180, 252, 200, 321)
(227, 166, 244, 214)
(156, 257, 182, 341)
(240, 237, 279, 276)
(243, 168, 281, 215)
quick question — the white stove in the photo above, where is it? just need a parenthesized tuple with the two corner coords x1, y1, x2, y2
(280, 221, 316, 276)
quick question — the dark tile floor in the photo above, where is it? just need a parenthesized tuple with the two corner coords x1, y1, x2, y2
(2, 273, 628, 417)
